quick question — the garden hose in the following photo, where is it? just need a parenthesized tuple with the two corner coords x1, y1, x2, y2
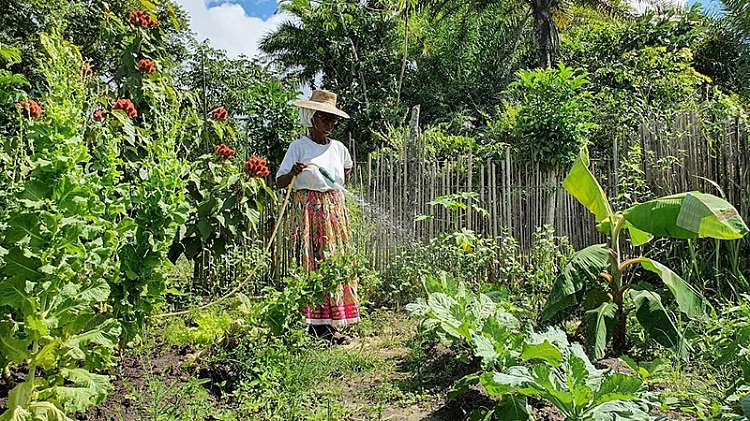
(152, 172, 298, 318)
(152, 162, 336, 318)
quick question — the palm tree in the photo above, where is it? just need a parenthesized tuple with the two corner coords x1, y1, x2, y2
(423, 0, 668, 69)
(721, 0, 750, 37)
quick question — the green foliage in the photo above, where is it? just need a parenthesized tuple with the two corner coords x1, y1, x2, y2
(260, 0, 404, 151)
(613, 143, 653, 210)
(0, 33, 123, 419)
(406, 272, 524, 369)
(0, 0, 191, 85)
(407, 272, 657, 421)
(377, 230, 521, 308)
(163, 309, 236, 347)
(560, 7, 741, 151)
(504, 63, 597, 170)
(97, 8, 192, 344)
(417, 192, 489, 231)
(168, 150, 275, 268)
(698, 297, 750, 399)
(176, 42, 299, 167)
(404, 4, 533, 125)
(543, 146, 749, 359)
(722, 0, 750, 39)
(478, 328, 657, 420)
(131, 376, 233, 421)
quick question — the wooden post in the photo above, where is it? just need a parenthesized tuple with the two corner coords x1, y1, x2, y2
(406, 105, 420, 229)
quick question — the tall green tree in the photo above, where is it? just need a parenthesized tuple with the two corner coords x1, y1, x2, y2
(260, 0, 404, 151)
(721, 0, 750, 37)
(421, 0, 640, 69)
(176, 41, 299, 166)
(0, 0, 192, 81)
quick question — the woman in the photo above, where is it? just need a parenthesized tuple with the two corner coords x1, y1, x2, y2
(276, 90, 359, 343)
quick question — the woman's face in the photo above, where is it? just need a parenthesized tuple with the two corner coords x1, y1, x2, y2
(313, 111, 339, 135)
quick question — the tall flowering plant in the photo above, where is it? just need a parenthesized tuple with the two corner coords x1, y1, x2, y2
(101, 4, 192, 344)
(0, 34, 125, 420)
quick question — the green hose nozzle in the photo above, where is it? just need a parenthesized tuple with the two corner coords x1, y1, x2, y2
(318, 166, 336, 184)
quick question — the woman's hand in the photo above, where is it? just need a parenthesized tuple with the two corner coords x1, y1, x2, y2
(276, 161, 307, 189)
(290, 161, 307, 176)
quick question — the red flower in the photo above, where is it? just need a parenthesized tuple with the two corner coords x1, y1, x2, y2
(93, 110, 106, 121)
(210, 107, 228, 122)
(244, 155, 270, 178)
(129, 10, 159, 28)
(137, 58, 156, 73)
(81, 62, 92, 76)
(17, 100, 42, 119)
(113, 99, 137, 118)
(214, 144, 235, 160)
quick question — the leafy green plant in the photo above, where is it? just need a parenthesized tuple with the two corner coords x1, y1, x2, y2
(476, 328, 658, 421)
(543, 146, 749, 359)
(130, 375, 233, 421)
(168, 148, 275, 288)
(102, 3, 193, 344)
(417, 191, 489, 231)
(521, 225, 573, 316)
(406, 272, 523, 369)
(0, 33, 124, 420)
(505, 63, 596, 171)
(378, 229, 522, 307)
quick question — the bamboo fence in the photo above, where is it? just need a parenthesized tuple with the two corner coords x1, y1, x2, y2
(206, 112, 749, 288)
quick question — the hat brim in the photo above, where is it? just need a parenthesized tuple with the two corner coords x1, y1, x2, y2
(293, 100, 350, 119)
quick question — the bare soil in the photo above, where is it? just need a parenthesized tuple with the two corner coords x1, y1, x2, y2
(77, 340, 212, 421)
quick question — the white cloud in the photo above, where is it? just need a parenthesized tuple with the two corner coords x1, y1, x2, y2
(173, 0, 289, 60)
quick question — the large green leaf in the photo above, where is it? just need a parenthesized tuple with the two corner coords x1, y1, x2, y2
(0, 322, 29, 364)
(2, 248, 41, 281)
(583, 302, 617, 360)
(0, 406, 31, 421)
(629, 288, 687, 357)
(494, 395, 531, 421)
(66, 318, 121, 351)
(51, 369, 112, 413)
(563, 147, 612, 223)
(639, 259, 706, 319)
(3, 379, 33, 416)
(29, 401, 74, 421)
(587, 399, 652, 421)
(468, 293, 495, 322)
(480, 368, 540, 397)
(593, 373, 643, 405)
(521, 340, 563, 366)
(472, 334, 499, 369)
(741, 394, 750, 417)
(542, 244, 610, 322)
(448, 374, 479, 400)
(624, 192, 749, 240)
(6, 214, 47, 247)
(0, 278, 34, 313)
(625, 221, 652, 247)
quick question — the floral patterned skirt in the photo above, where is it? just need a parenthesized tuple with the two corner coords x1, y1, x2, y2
(291, 189, 360, 327)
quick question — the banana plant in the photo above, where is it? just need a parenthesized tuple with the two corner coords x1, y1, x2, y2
(542, 146, 748, 359)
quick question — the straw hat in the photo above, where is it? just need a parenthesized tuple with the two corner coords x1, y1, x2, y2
(293, 90, 350, 119)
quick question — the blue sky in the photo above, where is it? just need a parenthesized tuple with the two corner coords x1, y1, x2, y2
(687, 0, 724, 14)
(230, 0, 278, 20)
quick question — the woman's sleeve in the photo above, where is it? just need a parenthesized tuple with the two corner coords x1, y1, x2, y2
(342, 144, 353, 169)
(276, 141, 297, 180)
